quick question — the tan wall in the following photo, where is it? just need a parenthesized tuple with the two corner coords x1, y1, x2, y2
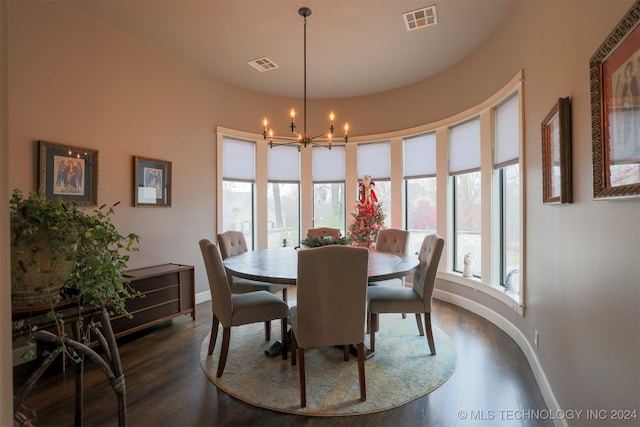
(1, 1, 12, 425)
(6, 0, 639, 421)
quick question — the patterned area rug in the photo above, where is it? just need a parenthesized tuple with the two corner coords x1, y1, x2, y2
(199, 314, 456, 416)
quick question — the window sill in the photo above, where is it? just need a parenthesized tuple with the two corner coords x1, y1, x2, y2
(437, 271, 525, 316)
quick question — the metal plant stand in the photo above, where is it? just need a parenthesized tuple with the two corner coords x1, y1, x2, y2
(12, 303, 127, 426)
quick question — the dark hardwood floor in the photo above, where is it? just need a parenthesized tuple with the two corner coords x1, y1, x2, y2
(14, 293, 552, 427)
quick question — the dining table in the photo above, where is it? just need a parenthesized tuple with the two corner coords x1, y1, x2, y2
(222, 246, 420, 359)
(222, 246, 419, 286)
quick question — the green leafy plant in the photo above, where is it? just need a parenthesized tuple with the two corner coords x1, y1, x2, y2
(301, 234, 351, 248)
(10, 189, 140, 361)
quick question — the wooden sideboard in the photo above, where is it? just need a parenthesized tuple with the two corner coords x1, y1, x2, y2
(111, 263, 195, 338)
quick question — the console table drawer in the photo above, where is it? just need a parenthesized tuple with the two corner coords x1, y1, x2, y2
(111, 300, 181, 336)
(125, 285, 180, 313)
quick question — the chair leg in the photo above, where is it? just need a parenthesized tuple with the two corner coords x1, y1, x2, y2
(366, 311, 370, 334)
(281, 318, 288, 361)
(370, 313, 377, 352)
(343, 345, 349, 361)
(208, 315, 220, 355)
(415, 313, 425, 336)
(264, 321, 271, 341)
(291, 332, 297, 366)
(216, 327, 231, 377)
(357, 342, 366, 402)
(425, 313, 436, 355)
(299, 348, 306, 408)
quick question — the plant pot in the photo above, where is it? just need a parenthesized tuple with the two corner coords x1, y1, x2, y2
(11, 240, 76, 306)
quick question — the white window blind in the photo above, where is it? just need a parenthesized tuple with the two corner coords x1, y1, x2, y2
(223, 137, 255, 181)
(358, 141, 391, 179)
(449, 118, 481, 175)
(495, 92, 520, 168)
(312, 146, 345, 182)
(268, 145, 300, 182)
(404, 132, 436, 178)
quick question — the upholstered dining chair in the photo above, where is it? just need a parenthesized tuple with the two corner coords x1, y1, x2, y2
(306, 227, 341, 241)
(369, 228, 410, 287)
(367, 234, 444, 355)
(290, 245, 369, 408)
(199, 239, 289, 378)
(217, 230, 288, 340)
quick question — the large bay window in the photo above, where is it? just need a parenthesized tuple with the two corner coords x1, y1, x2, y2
(357, 141, 391, 224)
(312, 146, 346, 235)
(449, 118, 482, 277)
(494, 93, 521, 296)
(267, 145, 300, 248)
(217, 71, 524, 312)
(221, 137, 255, 249)
(404, 132, 437, 255)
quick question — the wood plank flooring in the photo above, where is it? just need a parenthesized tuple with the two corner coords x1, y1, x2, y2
(14, 295, 552, 427)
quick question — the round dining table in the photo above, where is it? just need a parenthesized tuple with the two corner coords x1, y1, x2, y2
(222, 246, 419, 286)
(222, 246, 419, 358)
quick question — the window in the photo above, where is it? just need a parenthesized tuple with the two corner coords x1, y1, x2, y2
(494, 93, 521, 296)
(268, 145, 300, 248)
(358, 141, 391, 224)
(449, 118, 482, 277)
(404, 132, 437, 255)
(313, 146, 346, 235)
(222, 137, 255, 248)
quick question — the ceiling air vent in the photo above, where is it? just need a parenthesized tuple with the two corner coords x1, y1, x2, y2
(403, 5, 438, 32)
(247, 57, 279, 72)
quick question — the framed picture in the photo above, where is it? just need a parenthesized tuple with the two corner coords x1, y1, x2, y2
(542, 97, 573, 204)
(38, 140, 98, 206)
(590, 1, 640, 199)
(134, 156, 172, 207)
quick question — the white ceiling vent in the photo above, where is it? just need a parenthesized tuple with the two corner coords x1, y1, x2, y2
(247, 57, 279, 72)
(403, 5, 438, 32)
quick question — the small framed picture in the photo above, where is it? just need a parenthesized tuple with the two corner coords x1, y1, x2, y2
(38, 140, 98, 206)
(542, 97, 573, 204)
(133, 156, 172, 207)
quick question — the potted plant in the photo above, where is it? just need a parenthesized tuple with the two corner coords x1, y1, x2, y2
(10, 189, 139, 359)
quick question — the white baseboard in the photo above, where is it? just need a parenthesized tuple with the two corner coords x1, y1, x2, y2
(434, 288, 567, 427)
(196, 290, 211, 305)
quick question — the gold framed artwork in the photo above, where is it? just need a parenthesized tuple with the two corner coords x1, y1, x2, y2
(38, 140, 98, 206)
(133, 156, 172, 207)
(590, 1, 640, 199)
(542, 97, 573, 204)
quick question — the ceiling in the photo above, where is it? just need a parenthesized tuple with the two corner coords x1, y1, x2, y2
(68, 0, 515, 99)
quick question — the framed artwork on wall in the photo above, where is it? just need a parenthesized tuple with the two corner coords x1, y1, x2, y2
(38, 140, 98, 206)
(590, 1, 640, 199)
(542, 97, 573, 204)
(133, 156, 172, 207)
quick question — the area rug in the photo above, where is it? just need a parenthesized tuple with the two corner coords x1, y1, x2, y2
(199, 314, 456, 416)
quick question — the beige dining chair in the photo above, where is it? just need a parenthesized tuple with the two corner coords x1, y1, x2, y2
(306, 227, 341, 241)
(290, 245, 369, 408)
(367, 234, 444, 355)
(199, 239, 289, 377)
(217, 231, 288, 340)
(369, 228, 410, 288)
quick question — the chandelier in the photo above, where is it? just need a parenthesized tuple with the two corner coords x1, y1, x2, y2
(262, 7, 349, 150)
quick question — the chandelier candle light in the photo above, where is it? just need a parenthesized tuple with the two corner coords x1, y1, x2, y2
(262, 7, 349, 150)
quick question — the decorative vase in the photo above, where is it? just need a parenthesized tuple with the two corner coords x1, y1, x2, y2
(11, 236, 76, 306)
